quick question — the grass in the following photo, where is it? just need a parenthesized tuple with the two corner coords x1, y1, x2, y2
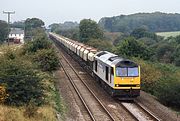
(156, 31, 180, 39)
(0, 105, 56, 121)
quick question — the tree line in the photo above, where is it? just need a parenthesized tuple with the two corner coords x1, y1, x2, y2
(98, 12, 180, 33)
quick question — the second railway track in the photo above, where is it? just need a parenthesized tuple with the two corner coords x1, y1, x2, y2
(56, 44, 115, 121)
(120, 100, 161, 121)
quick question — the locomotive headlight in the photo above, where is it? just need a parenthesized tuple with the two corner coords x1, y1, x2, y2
(115, 84, 119, 87)
(136, 84, 140, 87)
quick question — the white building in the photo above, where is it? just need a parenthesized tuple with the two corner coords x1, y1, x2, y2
(9, 28, 24, 44)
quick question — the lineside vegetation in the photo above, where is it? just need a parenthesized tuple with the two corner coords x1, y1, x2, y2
(0, 18, 65, 121)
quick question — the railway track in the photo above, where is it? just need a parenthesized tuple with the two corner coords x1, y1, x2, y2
(56, 44, 115, 121)
(119, 100, 161, 121)
(52, 37, 161, 121)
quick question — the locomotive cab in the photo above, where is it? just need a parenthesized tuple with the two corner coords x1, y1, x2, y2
(113, 60, 140, 97)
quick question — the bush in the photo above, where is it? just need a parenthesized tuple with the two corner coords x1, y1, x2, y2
(133, 58, 162, 94)
(87, 39, 113, 52)
(115, 37, 152, 60)
(23, 34, 52, 53)
(33, 49, 60, 71)
(135, 58, 180, 109)
(154, 77, 180, 108)
(0, 58, 44, 106)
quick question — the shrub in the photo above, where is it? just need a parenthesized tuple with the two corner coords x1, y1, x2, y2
(135, 58, 180, 109)
(0, 58, 44, 106)
(87, 39, 113, 52)
(23, 34, 52, 53)
(133, 58, 162, 94)
(33, 49, 60, 71)
(115, 37, 152, 60)
(154, 77, 180, 108)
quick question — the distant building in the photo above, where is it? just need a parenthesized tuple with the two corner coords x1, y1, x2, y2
(8, 28, 24, 44)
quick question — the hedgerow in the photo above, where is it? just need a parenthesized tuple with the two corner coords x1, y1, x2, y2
(134, 58, 180, 109)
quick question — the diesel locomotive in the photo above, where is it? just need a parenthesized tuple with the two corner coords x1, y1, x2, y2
(49, 32, 140, 98)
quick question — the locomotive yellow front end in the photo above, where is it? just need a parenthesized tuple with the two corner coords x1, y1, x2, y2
(113, 61, 140, 98)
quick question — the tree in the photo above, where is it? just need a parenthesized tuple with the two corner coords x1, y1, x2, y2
(156, 43, 175, 63)
(130, 28, 158, 40)
(33, 49, 60, 71)
(0, 20, 8, 43)
(173, 45, 180, 66)
(11, 21, 25, 29)
(79, 19, 103, 43)
(115, 37, 152, 60)
(98, 12, 180, 33)
(25, 18, 45, 37)
(23, 33, 52, 53)
(25, 18, 44, 29)
(48, 23, 60, 32)
(87, 39, 113, 52)
(175, 35, 180, 44)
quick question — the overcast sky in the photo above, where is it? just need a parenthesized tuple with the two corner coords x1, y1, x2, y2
(0, 0, 180, 26)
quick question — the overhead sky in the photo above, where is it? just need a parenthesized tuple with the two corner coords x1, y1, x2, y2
(0, 0, 180, 26)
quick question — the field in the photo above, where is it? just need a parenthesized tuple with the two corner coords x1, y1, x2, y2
(156, 31, 180, 38)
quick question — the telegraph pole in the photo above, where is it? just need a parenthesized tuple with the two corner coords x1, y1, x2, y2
(3, 11, 15, 45)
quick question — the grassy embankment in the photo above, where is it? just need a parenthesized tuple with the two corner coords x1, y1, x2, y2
(0, 43, 66, 121)
(133, 58, 180, 112)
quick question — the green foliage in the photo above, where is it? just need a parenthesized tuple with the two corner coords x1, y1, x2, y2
(49, 22, 79, 40)
(134, 59, 162, 94)
(23, 34, 52, 53)
(175, 35, 180, 44)
(79, 19, 103, 43)
(49, 23, 60, 32)
(173, 45, 180, 66)
(134, 58, 180, 109)
(87, 39, 113, 52)
(33, 49, 60, 71)
(10, 21, 25, 29)
(49, 21, 79, 32)
(0, 20, 8, 43)
(24, 18, 44, 37)
(99, 12, 180, 33)
(0, 58, 44, 106)
(25, 18, 44, 30)
(155, 78, 180, 108)
(115, 37, 152, 60)
(55, 28, 79, 41)
(130, 28, 158, 40)
(156, 43, 175, 63)
(113, 33, 129, 46)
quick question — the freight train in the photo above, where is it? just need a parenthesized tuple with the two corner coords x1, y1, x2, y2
(49, 32, 140, 98)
